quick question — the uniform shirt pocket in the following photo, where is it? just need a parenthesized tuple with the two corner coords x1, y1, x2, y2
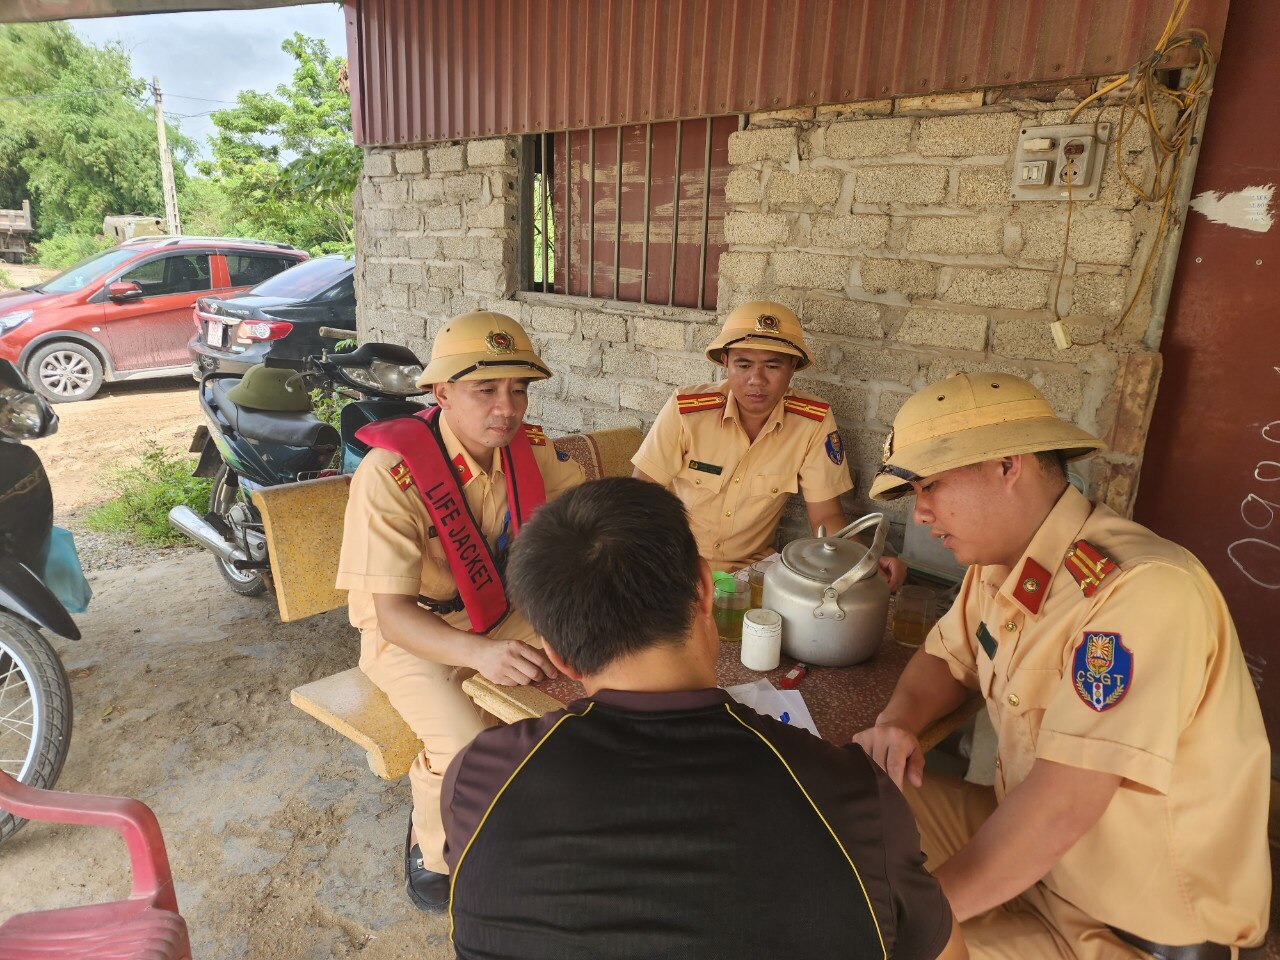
(673, 463, 727, 533)
(997, 667, 1062, 779)
(747, 472, 799, 502)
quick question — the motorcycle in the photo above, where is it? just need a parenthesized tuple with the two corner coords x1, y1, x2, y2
(168, 340, 428, 597)
(0, 359, 90, 844)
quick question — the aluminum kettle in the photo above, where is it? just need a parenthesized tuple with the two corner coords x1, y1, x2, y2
(761, 513, 890, 667)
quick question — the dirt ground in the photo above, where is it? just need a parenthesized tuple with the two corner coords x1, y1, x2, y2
(1, 263, 55, 288)
(0, 382, 455, 957)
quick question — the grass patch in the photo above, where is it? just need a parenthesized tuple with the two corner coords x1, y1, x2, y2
(85, 441, 212, 547)
(33, 232, 116, 270)
(0, 267, 12, 290)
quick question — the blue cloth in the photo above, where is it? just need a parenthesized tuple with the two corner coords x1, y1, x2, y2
(37, 526, 92, 613)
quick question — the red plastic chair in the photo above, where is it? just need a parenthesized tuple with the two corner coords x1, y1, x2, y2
(0, 770, 191, 960)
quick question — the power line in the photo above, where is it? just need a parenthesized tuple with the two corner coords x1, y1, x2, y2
(165, 93, 238, 105)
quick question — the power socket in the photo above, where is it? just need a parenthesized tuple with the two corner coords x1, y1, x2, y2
(1011, 123, 1110, 201)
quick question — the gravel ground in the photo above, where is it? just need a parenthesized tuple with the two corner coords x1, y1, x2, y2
(4, 385, 448, 958)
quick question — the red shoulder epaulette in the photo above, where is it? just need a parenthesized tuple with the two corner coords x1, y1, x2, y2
(388, 460, 415, 491)
(1011, 557, 1051, 615)
(450, 452, 473, 485)
(676, 392, 727, 415)
(523, 423, 548, 446)
(783, 396, 830, 422)
(1065, 540, 1117, 598)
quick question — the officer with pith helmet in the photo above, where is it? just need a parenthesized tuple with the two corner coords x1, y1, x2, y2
(633, 299, 905, 588)
(336, 311, 583, 912)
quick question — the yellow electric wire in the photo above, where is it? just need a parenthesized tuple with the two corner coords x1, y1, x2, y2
(1054, 0, 1215, 347)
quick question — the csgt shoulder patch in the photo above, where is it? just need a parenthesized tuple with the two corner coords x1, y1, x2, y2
(825, 430, 845, 465)
(676, 392, 727, 415)
(783, 396, 830, 422)
(523, 423, 548, 446)
(1072, 631, 1132, 712)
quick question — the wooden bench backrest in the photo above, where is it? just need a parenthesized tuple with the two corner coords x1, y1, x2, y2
(251, 475, 352, 622)
(252, 426, 643, 622)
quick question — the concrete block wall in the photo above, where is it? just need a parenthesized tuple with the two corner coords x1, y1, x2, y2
(715, 93, 1176, 520)
(355, 84, 1185, 522)
(354, 138, 522, 360)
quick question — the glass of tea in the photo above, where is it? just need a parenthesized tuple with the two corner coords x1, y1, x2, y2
(892, 585, 937, 647)
(713, 579, 749, 641)
(747, 559, 774, 609)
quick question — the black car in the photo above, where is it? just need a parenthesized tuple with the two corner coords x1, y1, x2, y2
(188, 254, 355, 378)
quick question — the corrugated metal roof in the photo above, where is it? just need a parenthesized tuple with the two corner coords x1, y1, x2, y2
(1, 0, 326, 22)
(345, 0, 1231, 146)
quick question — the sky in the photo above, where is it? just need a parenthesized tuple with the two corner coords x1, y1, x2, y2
(71, 2, 348, 164)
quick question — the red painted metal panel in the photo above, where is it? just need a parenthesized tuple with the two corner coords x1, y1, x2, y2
(346, 0, 1231, 146)
(549, 117, 732, 308)
(1135, 0, 1279, 740)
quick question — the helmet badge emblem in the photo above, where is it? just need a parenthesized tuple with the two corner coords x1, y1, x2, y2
(755, 314, 780, 333)
(881, 431, 894, 464)
(485, 330, 516, 354)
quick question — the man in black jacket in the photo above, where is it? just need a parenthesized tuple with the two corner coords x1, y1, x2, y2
(441, 477, 966, 960)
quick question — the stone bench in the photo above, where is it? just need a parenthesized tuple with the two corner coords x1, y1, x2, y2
(255, 426, 644, 779)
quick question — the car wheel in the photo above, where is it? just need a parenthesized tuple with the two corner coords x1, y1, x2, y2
(27, 342, 104, 403)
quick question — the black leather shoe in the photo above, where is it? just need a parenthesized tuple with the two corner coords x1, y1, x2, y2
(405, 813, 450, 914)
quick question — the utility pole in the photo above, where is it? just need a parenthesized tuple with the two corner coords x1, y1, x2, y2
(151, 76, 182, 236)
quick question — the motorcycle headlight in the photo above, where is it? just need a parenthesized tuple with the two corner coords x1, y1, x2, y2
(0, 310, 33, 336)
(339, 360, 424, 397)
(0, 385, 55, 439)
(371, 359, 424, 395)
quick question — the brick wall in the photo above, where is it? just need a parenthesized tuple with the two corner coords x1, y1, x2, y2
(355, 83, 1185, 525)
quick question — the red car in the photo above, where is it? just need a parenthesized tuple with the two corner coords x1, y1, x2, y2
(0, 236, 307, 402)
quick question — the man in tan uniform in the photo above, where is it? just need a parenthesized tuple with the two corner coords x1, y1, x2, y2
(336, 311, 583, 912)
(853, 373, 1269, 960)
(632, 300, 905, 586)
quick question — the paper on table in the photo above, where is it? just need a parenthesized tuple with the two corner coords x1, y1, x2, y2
(723, 679, 820, 738)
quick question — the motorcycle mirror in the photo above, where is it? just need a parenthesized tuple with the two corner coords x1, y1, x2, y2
(0, 358, 35, 393)
(0, 359, 57, 440)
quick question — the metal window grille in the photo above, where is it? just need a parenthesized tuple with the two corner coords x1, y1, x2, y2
(526, 115, 737, 310)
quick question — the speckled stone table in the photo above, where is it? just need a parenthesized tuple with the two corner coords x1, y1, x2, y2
(463, 625, 981, 750)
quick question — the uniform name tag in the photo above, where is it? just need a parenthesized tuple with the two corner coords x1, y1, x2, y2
(688, 459, 723, 476)
(976, 621, 997, 659)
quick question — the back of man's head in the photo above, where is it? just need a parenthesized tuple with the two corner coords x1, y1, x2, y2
(507, 477, 701, 675)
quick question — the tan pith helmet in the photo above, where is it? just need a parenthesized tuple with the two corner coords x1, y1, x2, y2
(417, 311, 551, 388)
(869, 372, 1106, 501)
(704, 300, 812, 369)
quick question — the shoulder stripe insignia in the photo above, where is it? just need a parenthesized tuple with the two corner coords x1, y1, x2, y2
(1065, 540, 1116, 598)
(389, 461, 415, 491)
(783, 397, 830, 421)
(523, 423, 548, 446)
(676, 392, 727, 415)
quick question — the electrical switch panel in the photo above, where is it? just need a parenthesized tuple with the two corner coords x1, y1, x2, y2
(1010, 123, 1110, 202)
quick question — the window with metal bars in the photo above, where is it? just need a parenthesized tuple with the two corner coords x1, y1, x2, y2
(526, 116, 737, 310)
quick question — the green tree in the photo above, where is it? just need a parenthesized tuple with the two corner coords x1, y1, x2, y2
(185, 33, 356, 254)
(0, 22, 192, 242)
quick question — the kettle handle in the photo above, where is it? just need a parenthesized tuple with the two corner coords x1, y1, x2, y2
(827, 513, 887, 595)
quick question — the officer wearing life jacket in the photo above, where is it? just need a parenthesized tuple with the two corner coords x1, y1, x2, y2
(853, 373, 1269, 960)
(336, 311, 583, 913)
(632, 300, 906, 588)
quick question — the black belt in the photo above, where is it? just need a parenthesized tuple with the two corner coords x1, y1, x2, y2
(418, 593, 464, 616)
(1109, 926, 1261, 960)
